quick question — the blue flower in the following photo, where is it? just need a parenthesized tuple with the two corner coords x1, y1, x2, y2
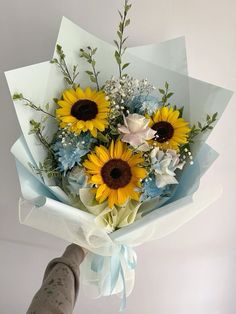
(141, 174, 165, 201)
(128, 95, 160, 115)
(66, 166, 88, 195)
(52, 131, 95, 173)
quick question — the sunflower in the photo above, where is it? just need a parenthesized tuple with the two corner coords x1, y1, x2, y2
(56, 87, 110, 137)
(83, 140, 147, 208)
(148, 107, 190, 150)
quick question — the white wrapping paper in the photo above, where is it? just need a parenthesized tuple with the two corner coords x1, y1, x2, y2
(5, 17, 233, 305)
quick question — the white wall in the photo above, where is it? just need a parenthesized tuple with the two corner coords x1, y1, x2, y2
(0, 0, 236, 313)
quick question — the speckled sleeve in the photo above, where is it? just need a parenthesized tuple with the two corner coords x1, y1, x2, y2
(26, 244, 84, 314)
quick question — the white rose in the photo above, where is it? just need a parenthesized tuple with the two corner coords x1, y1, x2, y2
(118, 113, 156, 151)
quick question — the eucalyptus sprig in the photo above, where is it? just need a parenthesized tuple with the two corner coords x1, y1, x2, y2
(114, 0, 132, 78)
(29, 158, 61, 179)
(29, 119, 54, 155)
(189, 112, 218, 142)
(13, 93, 55, 118)
(159, 82, 174, 106)
(80, 47, 100, 90)
(50, 44, 79, 88)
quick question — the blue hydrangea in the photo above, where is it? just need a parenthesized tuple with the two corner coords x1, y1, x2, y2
(66, 166, 88, 195)
(141, 174, 165, 201)
(128, 95, 160, 115)
(52, 131, 95, 173)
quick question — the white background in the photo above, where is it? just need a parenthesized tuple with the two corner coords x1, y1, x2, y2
(0, 0, 236, 313)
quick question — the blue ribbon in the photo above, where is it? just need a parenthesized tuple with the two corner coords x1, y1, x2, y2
(90, 245, 137, 311)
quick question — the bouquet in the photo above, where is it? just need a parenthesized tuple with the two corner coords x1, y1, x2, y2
(5, 1, 233, 310)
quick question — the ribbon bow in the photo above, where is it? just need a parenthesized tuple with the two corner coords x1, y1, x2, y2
(83, 245, 137, 311)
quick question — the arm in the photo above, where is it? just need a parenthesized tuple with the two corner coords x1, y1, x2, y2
(27, 244, 84, 314)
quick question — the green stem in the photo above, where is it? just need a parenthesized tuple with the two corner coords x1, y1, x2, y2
(91, 59, 100, 90)
(118, 7, 128, 77)
(22, 97, 55, 118)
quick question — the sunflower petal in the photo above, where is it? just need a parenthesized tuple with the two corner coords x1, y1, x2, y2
(95, 146, 110, 162)
(91, 175, 103, 185)
(96, 184, 107, 199)
(109, 141, 114, 158)
(63, 90, 77, 104)
(114, 140, 124, 158)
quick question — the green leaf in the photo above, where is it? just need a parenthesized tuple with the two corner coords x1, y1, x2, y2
(97, 132, 109, 143)
(64, 77, 72, 85)
(118, 10, 123, 19)
(90, 76, 97, 83)
(165, 81, 169, 90)
(82, 52, 90, 59)
(178, 106, 184, 117)
(56, 44, 62, 52)
(125, 19, 130, 27)
(114, 40, 119, 49)
(85, 70, 93, 75)
(50, 58, 58, 64)
(122, 47, 127, 55)
(92, 48, 98, 55)
(119, 23, 124, 33)
(115, 51, 122, 65)
(122, 36, 128, 44)
(122, 63, 130, 70)
(159, 88, 165, 95)
(212, 112, 218, 120)
(125, 4, 132, 11)
(117, 31, 122, 40)
(12, 93, 23, 100)
(166, 92, 174, 98)
(91, 60, 96, 67)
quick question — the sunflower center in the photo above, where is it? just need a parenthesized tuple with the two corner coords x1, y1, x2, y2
(152, 121, 174, 143)
(101, 159, 132, 189)
(71, 99, 98, 121)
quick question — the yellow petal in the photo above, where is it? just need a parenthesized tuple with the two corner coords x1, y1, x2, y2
(114, 140, 124, 158)
(132, 167, 147, 179)
(117, 188, 128, 205)
(153, 111, 160, 122)
(121, 149, 132, 161)
(88, 154, 103, 167)
(61, 116, 77, 123)
(128, 155, 144, 167)
(83, 160, 98, 171)
(91, 175, 103, 184)
(167, 110, 179, 123)
(96, 184, 107, 199)
(84, 87, 92, 98)
(63, 90, 77, 104)
(108, 190, 117, 208)
(57, 100, 71, 108)
(75, 87, 85, 99)
(56, 107, 71, 116)
(77, 121, 85, 129)
(90, 128, 98, 137)
(92, 119, 106, 131)
(109, 141, 114, 158)
(130, 191, 140, 202)
(160, 106, 169, 121)
(95, 146, 110, 162)
(86, 120, 94, 131)
(98, 187, 111, 203)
